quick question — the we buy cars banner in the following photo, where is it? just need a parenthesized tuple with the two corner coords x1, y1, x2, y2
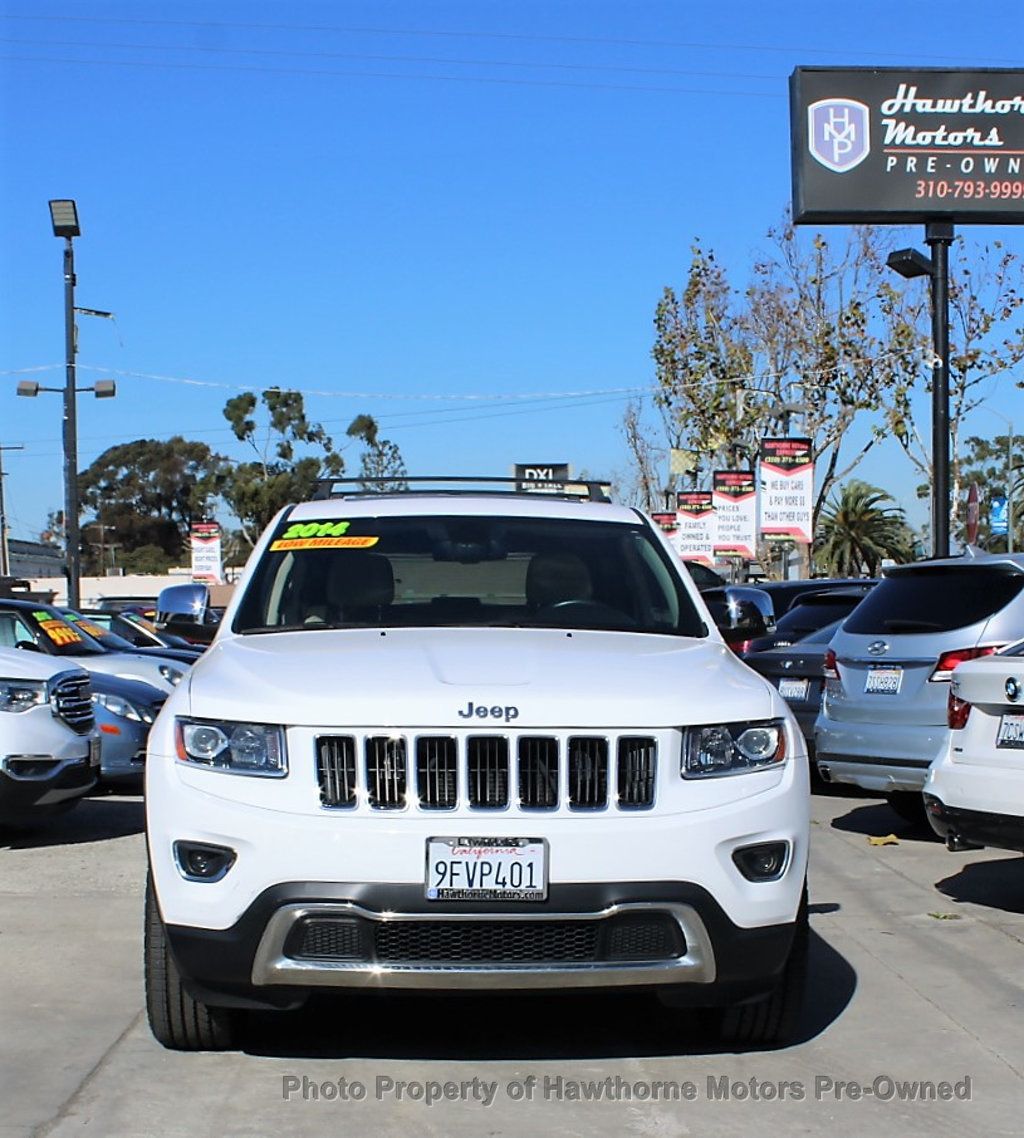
(759, 439, 814, 543)
(674, 491, 715, 567)
(712, 471, 757, 559)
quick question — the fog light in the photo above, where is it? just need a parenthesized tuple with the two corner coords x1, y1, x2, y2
(732, 841, 790, 882)
(173, 841, 236, 882)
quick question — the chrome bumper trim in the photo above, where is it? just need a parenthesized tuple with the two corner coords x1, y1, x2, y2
(251, 900, 717, 990)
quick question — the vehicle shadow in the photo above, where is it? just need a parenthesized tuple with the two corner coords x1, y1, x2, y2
(241, 928, 856, 1060)
(829, 802, 939, 843)
(934, 855, 1024, 915)
(0, 795, 145, 849)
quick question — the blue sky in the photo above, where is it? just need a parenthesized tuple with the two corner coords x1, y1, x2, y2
(1, 0, 1022, 542)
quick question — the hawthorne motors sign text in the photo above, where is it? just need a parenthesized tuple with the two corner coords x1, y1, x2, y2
(791, 68, 1024, 223)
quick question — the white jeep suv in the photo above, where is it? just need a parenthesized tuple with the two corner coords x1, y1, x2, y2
(145, 479, 809, 1050)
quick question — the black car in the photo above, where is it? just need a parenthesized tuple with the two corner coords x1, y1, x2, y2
(61, 610, 203, 667)
(77, 609, 202, 657)
(744, 620, 842, 761)
(742, 584, 877, 654)
(754, 577, 877, 618)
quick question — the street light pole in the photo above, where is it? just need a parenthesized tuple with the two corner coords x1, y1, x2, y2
(60, 230, 80, 609)
(886, 221, 955, 560)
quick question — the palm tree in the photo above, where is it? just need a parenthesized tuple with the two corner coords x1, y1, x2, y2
(815, 480, 916, 576)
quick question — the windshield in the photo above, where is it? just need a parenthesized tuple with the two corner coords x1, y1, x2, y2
(65, 612, 140, 652)
(234, 513, 707, 636)
(0, 606, 107, 657)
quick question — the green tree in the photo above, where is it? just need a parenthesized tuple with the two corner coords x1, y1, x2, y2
(345, 414, 408, 491)
(221, 388, 344, 545)
(644, 222, 903, 533)
(78, 438, 227, 572)
(877, 239, 1024, 526)
(954, 432, 1022, 552)
(815, 480, 915, 577)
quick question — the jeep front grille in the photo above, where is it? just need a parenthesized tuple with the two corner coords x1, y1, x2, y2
(568, 737, 608, 809)
(318, 736, 357, 807)
(416, 737, 457, 809)
(467, 736, 509, 808)
(618, 737, 657, 808)
(315, 732, 656, 811)
(366, 736, 407, 808)
(52, 673, 95, 734)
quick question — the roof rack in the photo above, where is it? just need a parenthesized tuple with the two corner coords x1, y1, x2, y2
(311, 476, 613, 503)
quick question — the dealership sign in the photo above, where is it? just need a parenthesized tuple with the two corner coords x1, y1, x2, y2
(190, 522, 224, 584)
(791, 68, 1024, 223)
(759, 439, 814, 544)
(712, 471, 757, 559)
(675, 491, 715, 567)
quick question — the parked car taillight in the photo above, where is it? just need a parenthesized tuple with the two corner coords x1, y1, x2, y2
(823, 648, 840, 681)
(930, 645, 1001, 682)
(947, 688, 972, 729)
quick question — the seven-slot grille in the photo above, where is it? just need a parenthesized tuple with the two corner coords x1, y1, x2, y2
(51, 673, 95, 734)
(316, 733, 657, 810)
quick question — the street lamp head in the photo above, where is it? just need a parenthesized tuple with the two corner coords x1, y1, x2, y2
(887, 247, 934, 279)
(16, 380, 40, 397)
(48, 199, 80, 238)
(93, 379, 116, 399)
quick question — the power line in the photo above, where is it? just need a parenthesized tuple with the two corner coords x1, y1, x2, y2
(0, 12, 1013, 64)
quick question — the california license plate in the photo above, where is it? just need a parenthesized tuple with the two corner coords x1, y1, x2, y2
(996, 714, 1024, 748)
(425, 837, 548, 901)
(865, 666, 903, 694)
(778, 677, 809, 701)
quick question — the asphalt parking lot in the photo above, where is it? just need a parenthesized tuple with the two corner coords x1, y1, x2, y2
(2, 789, 1022, 1138)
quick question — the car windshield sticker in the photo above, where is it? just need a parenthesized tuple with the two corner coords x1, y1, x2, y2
(269, 520, 379, 552)
(71, 618, 108, 640)
(33, 612, 85, 647)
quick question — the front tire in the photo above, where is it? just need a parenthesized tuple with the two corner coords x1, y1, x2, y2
(709, 887, 808, 1047)
(144, 873, 237, 1051)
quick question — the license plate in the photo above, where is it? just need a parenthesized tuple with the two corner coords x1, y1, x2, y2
(865, 666, 903, 695)
(426, 837, 548, 901)
(778, 677, 809, 701)
(996, 714, 1024, 748)
(89, 737, 101, 767)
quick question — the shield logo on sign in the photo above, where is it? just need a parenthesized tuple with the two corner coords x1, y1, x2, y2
(808, 98, 870, 173)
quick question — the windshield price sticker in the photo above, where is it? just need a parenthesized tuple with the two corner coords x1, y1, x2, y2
(865, 666, 903, 695)
(996, 714, 1024, 748)
(270, 520, 380, 552)
(426, 837, 548, 901)
(33, 613, 84, 647)
(778, 678, 810, 700)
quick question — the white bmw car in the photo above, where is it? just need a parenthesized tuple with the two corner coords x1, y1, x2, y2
(925, 639, 1024, 855)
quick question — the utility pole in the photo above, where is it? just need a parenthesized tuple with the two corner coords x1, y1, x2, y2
(0, 443, 25, 578)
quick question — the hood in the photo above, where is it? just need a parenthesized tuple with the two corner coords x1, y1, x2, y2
(185, 628, 776, 729)
(0, 646, 86, 683)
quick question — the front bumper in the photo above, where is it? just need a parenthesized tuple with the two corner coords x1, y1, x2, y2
(163, 879, 800, 1011)
(0, 743, 99, 822)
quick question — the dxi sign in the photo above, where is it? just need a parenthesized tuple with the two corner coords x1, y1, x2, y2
(514, 463, 570, 493)
(791, 67, 1024, 224)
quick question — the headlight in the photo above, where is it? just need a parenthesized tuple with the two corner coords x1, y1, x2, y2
(682, 719, 786, 778)
(0, 678, 47, 713)
(175, 718, 286, 777)
(158, 664, 184, 686)
(93, 691, 154, 723)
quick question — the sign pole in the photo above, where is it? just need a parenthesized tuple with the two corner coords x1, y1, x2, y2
(926, 220, 954, 559)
